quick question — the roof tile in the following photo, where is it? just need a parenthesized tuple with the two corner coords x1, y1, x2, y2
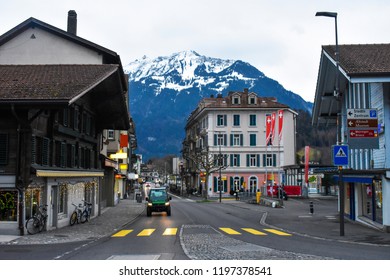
(0, 64, 118, 102)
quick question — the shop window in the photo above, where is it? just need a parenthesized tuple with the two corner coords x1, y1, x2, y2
(25, 187, 41, 219)
(0, 190, 18, 222)
(249, 177, 258, 193)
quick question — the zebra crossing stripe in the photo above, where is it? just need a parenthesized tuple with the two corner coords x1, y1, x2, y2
(112, 230, 133, 237)
(264, 229, 292, 236)
(137, 229, 156, 236)
(219, 227, 241, 235)
(163, 228, 178, 236)
(241, 228, 267, 235)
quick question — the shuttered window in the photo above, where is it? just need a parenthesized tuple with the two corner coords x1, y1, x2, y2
(31, 136, 50, 166)
(0, 133, 8, 165)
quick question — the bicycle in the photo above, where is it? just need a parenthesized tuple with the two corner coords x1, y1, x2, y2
(69, 202, 84, 226)
(81, 200, 92, 223)
(25, 204, 48, 235)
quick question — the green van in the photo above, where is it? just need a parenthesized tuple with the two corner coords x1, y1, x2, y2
(146, 187, 172, 216)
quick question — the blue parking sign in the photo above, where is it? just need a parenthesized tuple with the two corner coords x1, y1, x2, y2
(332, 145, 349, 166)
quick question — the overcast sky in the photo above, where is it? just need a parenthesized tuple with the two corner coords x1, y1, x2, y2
(1, 0, 389, 102)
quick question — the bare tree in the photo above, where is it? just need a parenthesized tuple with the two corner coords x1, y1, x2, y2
(185, 146, 228, 199)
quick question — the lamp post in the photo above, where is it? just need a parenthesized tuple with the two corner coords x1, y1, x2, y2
(218, 134, 223, 203)
(316, 11, 344, 236)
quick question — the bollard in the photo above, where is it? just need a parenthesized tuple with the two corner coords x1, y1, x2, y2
(309, 201, 314, 214)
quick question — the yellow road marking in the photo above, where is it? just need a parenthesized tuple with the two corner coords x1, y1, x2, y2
(163, 228, 178, 236)
(264, 229, 292, 236)
(112, 230, 133, 237)
(137, 229, 156, 236)
(241, 228, 267, 235)
(219, 227, 241, 235)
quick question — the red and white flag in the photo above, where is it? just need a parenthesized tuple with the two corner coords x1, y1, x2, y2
(271, 112, 276, 145)
(265, 114, 272, 145)
(278, 110, 283, 142)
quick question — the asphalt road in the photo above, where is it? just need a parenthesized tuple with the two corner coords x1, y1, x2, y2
(1, 196, 390, 260)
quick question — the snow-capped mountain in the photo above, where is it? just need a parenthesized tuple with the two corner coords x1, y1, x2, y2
(124, 50, 312, 160)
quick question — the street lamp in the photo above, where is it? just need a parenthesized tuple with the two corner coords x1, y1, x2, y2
(218, 133, 223, 203)
(316, 11, 344, 236)
(315, 12, 340, 101)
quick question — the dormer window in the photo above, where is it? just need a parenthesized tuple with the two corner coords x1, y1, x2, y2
(248, 95, 257, 105)
(232, 95, 241, 105)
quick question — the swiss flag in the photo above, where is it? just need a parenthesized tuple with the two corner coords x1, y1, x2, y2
(266, 115, 272, 145)
(271, 112, 276, 145)
(278, 110, 283, 142)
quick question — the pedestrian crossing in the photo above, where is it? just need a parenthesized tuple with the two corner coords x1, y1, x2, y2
(111, 227, 291, 238)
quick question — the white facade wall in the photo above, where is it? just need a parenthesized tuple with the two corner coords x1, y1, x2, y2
(0, 27, 102, 64)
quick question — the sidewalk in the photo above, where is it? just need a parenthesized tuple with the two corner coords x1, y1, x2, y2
(0, 197, 145, 245)
(240, 194, 390, 246)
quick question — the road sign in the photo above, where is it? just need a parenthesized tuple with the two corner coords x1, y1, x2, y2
(349, 129, 378, 138)
(347, 108, 379, 149)
(347, 119, 378, 128)
(347, 108, 377, 119)
(332, 145, 349, 166)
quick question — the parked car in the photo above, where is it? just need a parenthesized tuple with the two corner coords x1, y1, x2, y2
(146, 187, 172, 217)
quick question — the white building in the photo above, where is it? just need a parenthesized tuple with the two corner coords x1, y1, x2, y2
(313, 44, 390, 232)
(183, 89, 297, 198)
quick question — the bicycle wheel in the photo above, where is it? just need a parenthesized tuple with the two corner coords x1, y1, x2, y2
(70, 211, 78, 226)
(26, 217, 40, 235)
(80, 210, 88, 223)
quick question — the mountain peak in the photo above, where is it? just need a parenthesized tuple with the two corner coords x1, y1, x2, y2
(124, 50, 236, 87)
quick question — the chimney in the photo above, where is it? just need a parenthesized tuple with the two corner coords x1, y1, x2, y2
(67, 10, 77, 35)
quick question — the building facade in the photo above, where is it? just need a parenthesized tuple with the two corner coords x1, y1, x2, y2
(0, 12, 135, 235)
(312, 44, 390, 232)
(183, 89, 297, 198)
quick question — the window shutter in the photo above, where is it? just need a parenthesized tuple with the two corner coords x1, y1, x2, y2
(230, 154, 233, 166)
(230, 177, 234, 191)
(223, 180, 227, 192)
(240, 134, 243, 146)
(0, 133, 8, 165)
(63, 109, 69, 127)
(61, 143, 67, 168)
(213, 176, 218, 192)
(237, 154, 240, 166)
(273, 154, 277, 167)
(223, 134, 227, 146)
(263, 154, 266, 167)
(30, 135, 36, 164)
(230, 134, 233, 146)
(246, 154, 250, 167)
(214, 134, 217, 146)
(224, 115, 227, 126)
(257, 154, 260, 167)
(42, 137, 50, 166)
(250, 134, 256, 146)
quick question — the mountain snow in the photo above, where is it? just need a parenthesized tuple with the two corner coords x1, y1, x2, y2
(124, 50, 238, 94)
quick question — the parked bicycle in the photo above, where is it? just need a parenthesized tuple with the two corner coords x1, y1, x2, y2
(69, 202, 85, 226)
(25, 204, 48, 235)
(81, 200, 93, 222)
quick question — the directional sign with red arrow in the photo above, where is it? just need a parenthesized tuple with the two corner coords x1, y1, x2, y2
(349, 129, 378, 138)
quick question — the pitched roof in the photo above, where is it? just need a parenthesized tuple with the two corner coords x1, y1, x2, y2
(323, 44, 390, 76)
(0, 64, 118, 104)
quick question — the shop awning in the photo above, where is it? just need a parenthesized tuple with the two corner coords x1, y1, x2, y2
(36, 170, 104, 177)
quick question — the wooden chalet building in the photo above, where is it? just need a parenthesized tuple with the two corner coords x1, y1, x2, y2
(0, 11, 132, 235)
